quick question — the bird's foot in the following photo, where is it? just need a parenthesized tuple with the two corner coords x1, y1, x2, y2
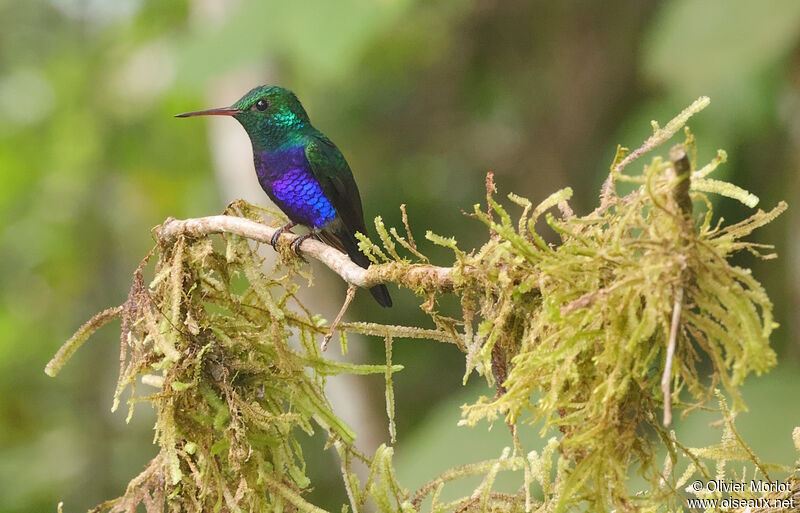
(291, 231, 316, 258)
(270, 222, 297, 250)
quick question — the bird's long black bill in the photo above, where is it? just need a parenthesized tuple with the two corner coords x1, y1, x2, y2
(175, 107, 241, 118)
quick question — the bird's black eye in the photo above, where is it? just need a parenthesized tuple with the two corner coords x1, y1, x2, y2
(255, 99, 268, 111)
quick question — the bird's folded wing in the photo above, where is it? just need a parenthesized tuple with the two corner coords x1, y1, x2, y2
(304, 136, 368, 237)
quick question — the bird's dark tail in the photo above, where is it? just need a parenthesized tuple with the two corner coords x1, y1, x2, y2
(320, 226, 392, 308)
(368, 283, 392, 308)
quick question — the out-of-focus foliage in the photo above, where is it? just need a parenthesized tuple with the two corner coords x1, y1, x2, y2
(643, 0, 800, 143)
(2, 1, 800, 512)
(48, 103, 795, 512)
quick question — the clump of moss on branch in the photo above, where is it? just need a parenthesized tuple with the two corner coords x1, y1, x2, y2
(450, 132, 784, 509)
(48, 98, 794, 513)
(360, 97, 789, 511)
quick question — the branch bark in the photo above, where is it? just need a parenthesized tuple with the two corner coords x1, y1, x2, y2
(156, 215, 455, 292)
(661, 144, 693, 427)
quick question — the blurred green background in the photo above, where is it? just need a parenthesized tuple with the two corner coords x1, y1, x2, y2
(2, 0, 800, 511)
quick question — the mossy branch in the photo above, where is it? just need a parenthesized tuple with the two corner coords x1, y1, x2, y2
(47, 97, 799, 513)
(156, 215, 454, 292)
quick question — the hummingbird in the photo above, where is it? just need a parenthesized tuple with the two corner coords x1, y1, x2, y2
(177, 85, 392, 307)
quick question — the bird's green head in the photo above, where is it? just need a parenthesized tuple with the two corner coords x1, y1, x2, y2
(176, 85, 311, 149)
